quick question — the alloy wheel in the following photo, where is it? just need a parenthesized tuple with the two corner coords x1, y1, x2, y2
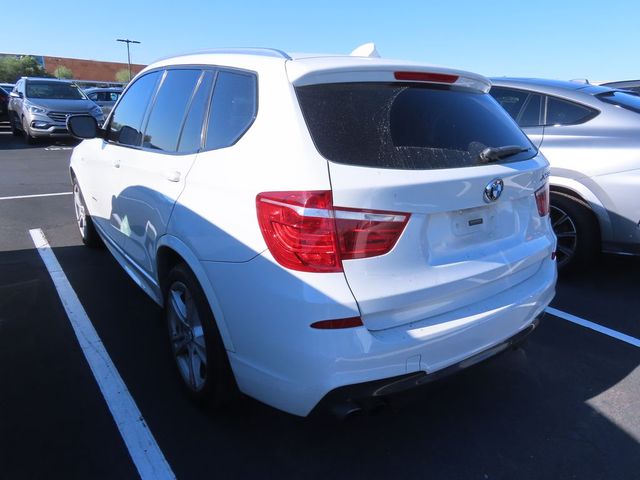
(73, 184, 87, 237)
(550, 203, 578, 269)
(167, 281, 208, 392)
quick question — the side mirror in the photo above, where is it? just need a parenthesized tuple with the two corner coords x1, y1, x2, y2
(9, 91, 22, 99)
(67, 115, 101, 139)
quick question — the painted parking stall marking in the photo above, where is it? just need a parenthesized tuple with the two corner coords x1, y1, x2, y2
(44, 146, 74, 151)
(29, 228, 176, 480)
(546, 306, 640, 348)
(0, 192, 72, 201)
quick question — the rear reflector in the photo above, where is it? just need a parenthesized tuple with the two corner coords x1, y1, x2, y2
(535, 182, 550, 216)
(256, 191, 409, 273)
(394, 71, 459, 84)
(310, 317, 364, 329)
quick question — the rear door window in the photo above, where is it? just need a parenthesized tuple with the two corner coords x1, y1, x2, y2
(108, 71, 160, 147)
(296, 82, 535, 170)
(205, 70, 257, 150)
(491, 87, 543, 127)
(142, 69, 201, 152)
(519, 93, 543, 127)
(491, 87, 529, 118)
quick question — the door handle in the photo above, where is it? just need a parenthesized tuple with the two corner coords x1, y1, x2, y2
(113, 159, 120, 168)
(165, 170, 181, 182)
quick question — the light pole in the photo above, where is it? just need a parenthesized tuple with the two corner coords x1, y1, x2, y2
(116, 38, 141, 82)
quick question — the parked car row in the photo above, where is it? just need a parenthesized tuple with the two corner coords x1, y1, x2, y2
(83, 87, 122, 116)
(3, 78, 122, 143)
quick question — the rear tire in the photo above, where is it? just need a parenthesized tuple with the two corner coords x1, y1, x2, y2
(72, 180, 101, 247)
(10, 114, 20, 136)
(550, 192, 599, 272)
(164, 263, 237, 408)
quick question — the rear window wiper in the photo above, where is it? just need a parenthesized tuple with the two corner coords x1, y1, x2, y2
(478, 145, 530, 164)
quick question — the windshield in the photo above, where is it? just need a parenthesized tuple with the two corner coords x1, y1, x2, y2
(596, 90, 640, 114)
(296, 82, 536, 170)
(26, 82, 86, 100)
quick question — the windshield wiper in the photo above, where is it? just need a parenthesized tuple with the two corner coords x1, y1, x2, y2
(478, 145, 530, 164)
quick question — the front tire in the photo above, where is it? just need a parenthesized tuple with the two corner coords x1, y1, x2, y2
(22, 117, 37, 145)
(164, 263, 237, 408)
(73, 180, 101, 247)
(550, 192, 599, 272)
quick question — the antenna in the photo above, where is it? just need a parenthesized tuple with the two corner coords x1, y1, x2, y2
(350, 43, 380, 58)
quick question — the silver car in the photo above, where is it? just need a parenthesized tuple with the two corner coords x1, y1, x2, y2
(83, 87, 123, 116)
(490, 78, 640, 270)
(8, 77, 104, 144)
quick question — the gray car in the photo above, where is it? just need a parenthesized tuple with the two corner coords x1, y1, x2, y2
(8, 77, 104, 144)
(490, 78, 640, 270)
(83, 87, 122, 116)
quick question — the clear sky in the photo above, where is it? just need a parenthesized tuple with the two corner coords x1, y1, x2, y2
(4, 0, 638, 82)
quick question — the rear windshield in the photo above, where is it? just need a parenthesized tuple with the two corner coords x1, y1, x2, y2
(596, 90, 640, 114)
(296, 83, 536, 170)
(26, 82, 86, 100)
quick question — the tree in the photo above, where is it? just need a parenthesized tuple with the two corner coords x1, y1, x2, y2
(115, 68, 131, 83)
(53, 65, 73, 79)
(0, 55, 51, 82)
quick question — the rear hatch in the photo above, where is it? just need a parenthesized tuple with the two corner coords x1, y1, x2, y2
(294, 70, 553, 331)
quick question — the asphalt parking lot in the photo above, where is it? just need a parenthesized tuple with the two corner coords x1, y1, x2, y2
(1, 121, 639, 480)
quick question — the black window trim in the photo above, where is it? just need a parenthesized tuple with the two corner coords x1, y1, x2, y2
(105, 64, 258, 156)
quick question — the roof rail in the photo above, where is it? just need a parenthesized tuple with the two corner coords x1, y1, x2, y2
(157, 47, 292, 63)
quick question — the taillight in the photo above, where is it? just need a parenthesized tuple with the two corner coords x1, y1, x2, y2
(256, 191, 409, 273)
(535, 182, 550, 216)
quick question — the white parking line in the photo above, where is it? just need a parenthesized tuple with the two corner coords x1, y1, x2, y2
(0, 192, 72, 201)
(546, 306, 640, 348)
(29, 228, 175, 480)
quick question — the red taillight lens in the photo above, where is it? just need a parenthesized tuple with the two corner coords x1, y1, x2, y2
(535, 182, 550, 216)
(310, 317, 364, 329)
(256, 191, 409, 273)
(335, 209, 409, 260)
(394, 71, 459, 83)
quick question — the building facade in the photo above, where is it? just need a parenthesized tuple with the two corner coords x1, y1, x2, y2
(0, 53, 145, 82)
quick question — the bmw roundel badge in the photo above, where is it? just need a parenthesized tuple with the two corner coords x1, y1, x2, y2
(483, 178, 504, 203)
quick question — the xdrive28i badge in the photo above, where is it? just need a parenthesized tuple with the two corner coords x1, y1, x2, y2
(483, 178, 504, 203)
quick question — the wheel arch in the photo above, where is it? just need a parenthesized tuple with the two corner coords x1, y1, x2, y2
(156, 235, 235, 352)
(549, 176, 610, 241)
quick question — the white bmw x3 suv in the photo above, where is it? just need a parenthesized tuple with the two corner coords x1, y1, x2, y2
(67, 47, 557, 417)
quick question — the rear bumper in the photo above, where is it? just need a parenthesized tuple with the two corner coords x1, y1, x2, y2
(314, 315, 540, 414)
(204, 254, 556, 417)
